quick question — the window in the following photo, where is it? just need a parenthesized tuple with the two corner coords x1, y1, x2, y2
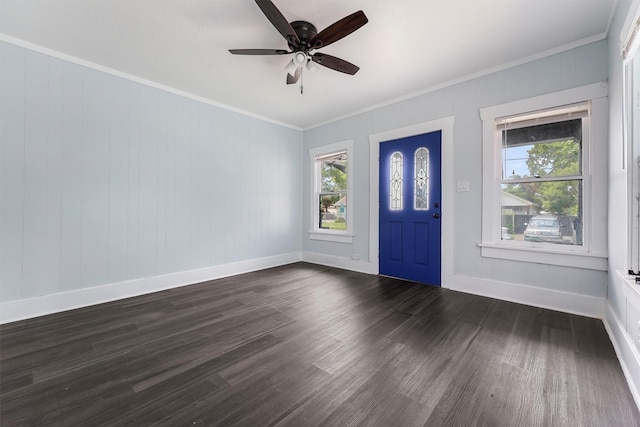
(624, 31, 640, 273)
(309, 140, 354, 243)
(480, 83, 608, 270)
(499, 104, 587, 246)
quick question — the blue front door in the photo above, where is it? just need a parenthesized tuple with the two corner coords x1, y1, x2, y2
(379, 131, 442, 286)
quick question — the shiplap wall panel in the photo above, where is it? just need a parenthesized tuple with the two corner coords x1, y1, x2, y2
(172, 95, 193, 273)
(45, 57, 64, 294)
(161, 93, 179, 275)
(0, 41, 302, 303)
(0, 42, 25, 301)
(210, 108, 236, 263)
(194, 104, 212, 269)
(126, 85, 141, 281)
(155, 91, 170, 277)
(59, 62, 83, 292)
(81, 69, 111, 290)
(23, 51, 49, 299)
(137, 86, 160, 278)
(107, 77, 130, 285)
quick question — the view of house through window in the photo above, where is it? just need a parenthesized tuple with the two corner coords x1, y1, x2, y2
(317, 151, 348, 230)
(499, 104, 588, 245)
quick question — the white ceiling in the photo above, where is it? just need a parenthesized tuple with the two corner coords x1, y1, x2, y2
(0, 0, 616, 129)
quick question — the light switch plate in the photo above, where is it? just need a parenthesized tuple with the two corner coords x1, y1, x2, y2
(457, 181, 469, 192)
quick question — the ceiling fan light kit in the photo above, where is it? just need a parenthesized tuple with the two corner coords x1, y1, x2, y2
(294, 51, 306, 65)
(229, 0, 368, 93)
(285, 59, 298, 75)
(306, 59, 319, 73)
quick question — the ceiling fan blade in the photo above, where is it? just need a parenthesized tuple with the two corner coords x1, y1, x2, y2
(255, 0, 300, 45)
(309, 10, 368, 49)
(311, 53, 359, 75)
(229, 49, 290, 55)
(286, 67, 301, 84)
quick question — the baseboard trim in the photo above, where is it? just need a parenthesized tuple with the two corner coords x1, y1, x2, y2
(1, 252, 606, 324)
(306, 255, 604, 319)
(301, 254, 605, 318)
(444, 274, 605, 319)
(302, 252, 378, 275)
(603, 303, 640, 411)
(0, 252, 302, 324)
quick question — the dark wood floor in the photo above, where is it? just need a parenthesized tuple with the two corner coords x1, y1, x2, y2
(1, 263, 639, 426)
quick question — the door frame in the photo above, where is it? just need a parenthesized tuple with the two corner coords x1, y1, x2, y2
(368, 117, 455, 288)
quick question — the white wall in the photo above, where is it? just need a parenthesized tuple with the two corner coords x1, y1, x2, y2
(303, 40, 609, 316)
(606, 0, 640, 406)
(0, 41, 303, 308)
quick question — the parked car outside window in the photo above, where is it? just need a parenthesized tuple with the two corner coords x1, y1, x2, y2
(524, 215, 563, 242)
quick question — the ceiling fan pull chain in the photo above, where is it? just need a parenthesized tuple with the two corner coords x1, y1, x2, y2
(301, 66, 304, 94)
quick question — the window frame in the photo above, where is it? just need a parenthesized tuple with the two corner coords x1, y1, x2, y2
(623, 27, 640, 273)
(499, 104, 588, 247)
(309, 140, 354, 243)
(479, 83, 608, 270)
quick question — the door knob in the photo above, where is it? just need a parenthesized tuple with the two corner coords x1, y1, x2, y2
(433, 213, 440, 219)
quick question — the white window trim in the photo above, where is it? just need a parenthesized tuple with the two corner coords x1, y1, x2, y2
(479, 82, 608, 270)
(622, 0, 640, 273)
(620, 0, 640, 61)
(624, 58, 639, 272)
(309, 140, 354, 244)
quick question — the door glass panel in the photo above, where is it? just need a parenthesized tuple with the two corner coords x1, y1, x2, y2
(390, 151, 403, 210)
(414, 147, 429, 210)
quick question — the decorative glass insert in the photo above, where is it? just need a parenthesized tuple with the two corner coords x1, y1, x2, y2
(414, 147, 430, 210)
(390, 151, 403, 210)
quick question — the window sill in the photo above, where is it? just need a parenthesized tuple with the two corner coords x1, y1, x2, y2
(479, 242, 607, 270)
(309, 231, 354, 244)
(618, 270, 640, 308)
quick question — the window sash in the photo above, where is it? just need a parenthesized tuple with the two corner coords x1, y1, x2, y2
(502, 175, 583, 185)
(309, 140, 354, 240)
(497, 111, 587, 247)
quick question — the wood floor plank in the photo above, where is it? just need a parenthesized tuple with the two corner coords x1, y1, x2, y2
(1, 262, 638, 426)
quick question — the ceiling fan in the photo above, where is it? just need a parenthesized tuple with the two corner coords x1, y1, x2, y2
(229, 0, 368, 92)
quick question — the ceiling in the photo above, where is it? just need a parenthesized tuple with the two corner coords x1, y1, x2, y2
(0, 0, 616, 129)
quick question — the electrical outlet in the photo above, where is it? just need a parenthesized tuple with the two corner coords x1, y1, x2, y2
(351, 253, 359, 260)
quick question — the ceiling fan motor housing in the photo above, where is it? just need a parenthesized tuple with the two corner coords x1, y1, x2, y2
(289, 21, 318, 51)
